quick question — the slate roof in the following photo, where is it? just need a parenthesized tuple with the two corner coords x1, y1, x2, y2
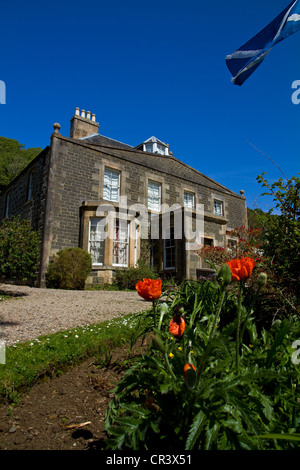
(79, 133, 133, 150)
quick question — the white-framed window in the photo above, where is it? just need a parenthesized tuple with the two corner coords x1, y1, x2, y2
(184, 191, 195, 209)
(89, 218, 106, 265)
(148, 180, 161, 211)
(214, 199, 223, 216)
(145, 144, 153, 153)
(103, 168, 120, 202)
(164, 226, 175, 270)
(113, 218, 129, 267)
(157, 144, 166, 155)
(134, 224, 139, 267)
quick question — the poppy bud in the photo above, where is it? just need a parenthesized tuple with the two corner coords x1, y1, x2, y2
(169, 315, 186, 339)
(217, 263, 232, 287)
(151, 334, 165, 353)
(183, 363, 197, 390)
(159, 302, 169, 314)
(175, 305, 185, 314)
(257, 272, 267, 288)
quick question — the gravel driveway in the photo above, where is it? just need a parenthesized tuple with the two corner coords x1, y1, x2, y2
(0, 284, 152, 346)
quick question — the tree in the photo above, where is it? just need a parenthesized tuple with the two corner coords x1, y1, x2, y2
(0, 136, 42, 191)
(0, 216, 40, 285)
(256, 172, 300, 301)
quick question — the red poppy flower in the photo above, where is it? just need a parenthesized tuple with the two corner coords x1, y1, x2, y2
(183, 363, 196, 378)
(136, 278, 162, 301)
(226, 257, 256, 282)
(169, 315, 186, 339)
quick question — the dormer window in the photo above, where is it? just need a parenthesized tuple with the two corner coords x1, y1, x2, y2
(135, 136, 169, 155)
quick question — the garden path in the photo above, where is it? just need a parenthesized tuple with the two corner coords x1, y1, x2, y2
(0, 284, 152, 346)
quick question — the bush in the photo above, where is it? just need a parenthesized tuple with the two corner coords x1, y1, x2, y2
(0, 216, 40, 285)
(113, 263, 159, 290)
(46, 247, 92, 290)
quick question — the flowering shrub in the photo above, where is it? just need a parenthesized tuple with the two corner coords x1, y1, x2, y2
(196, 226, 264, 272)
(104, 264, 300, 450)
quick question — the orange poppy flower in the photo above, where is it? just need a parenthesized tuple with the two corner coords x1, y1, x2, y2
(136, 278, 162, 301)
(226, 257, 256, 282)
(169, 315, 186, 339)
(183, 363, 196, 378)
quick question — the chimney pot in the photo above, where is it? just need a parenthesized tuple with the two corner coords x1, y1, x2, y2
(70, 108, 99, 138)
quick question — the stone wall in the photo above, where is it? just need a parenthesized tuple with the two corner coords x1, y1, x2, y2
(0, 129, 247, 286)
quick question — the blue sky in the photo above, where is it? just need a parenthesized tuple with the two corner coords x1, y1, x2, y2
(1, 0, 299, 212)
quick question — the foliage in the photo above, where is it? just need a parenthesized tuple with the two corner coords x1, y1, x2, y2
(0, 215, 40, 284)
(0, 136, 42, 190)
(256, 172, 300, 301)
(104, 265, 300, 450)
(113, 263, 159, 291)
(46, 247, 92, 290)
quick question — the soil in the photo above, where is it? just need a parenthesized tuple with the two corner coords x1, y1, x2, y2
(0, 338, 150, 451)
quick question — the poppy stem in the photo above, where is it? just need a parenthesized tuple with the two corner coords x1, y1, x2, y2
(236, 281, 244, 373)
(164, 351, 177, 381)
(207, 289, 226, 345)
(152, 300, 157, 328)
(239, 285, 261, 346)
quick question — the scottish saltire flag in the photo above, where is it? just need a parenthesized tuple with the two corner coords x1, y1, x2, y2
(226, 0, 300, 85)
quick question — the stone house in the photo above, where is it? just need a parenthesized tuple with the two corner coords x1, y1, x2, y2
(0, 108, 247, 287)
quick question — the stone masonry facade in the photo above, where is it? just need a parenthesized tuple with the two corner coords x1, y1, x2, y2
(0, 108, 247, 287)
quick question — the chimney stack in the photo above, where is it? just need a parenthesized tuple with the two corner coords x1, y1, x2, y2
(70, 107, 99, 139)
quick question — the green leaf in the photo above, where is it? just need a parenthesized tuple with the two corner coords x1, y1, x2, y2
(205, 423, 220, 450)
(256, 433, 300, 442)
(185, 410, 207, 450)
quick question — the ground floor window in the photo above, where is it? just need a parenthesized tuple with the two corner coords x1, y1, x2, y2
(89, 218, 105, 265)
(164, 226, 175, 269)
(113, 219, 129, 267)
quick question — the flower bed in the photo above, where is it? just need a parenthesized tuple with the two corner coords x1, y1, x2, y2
(104, 260, 300, 450)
